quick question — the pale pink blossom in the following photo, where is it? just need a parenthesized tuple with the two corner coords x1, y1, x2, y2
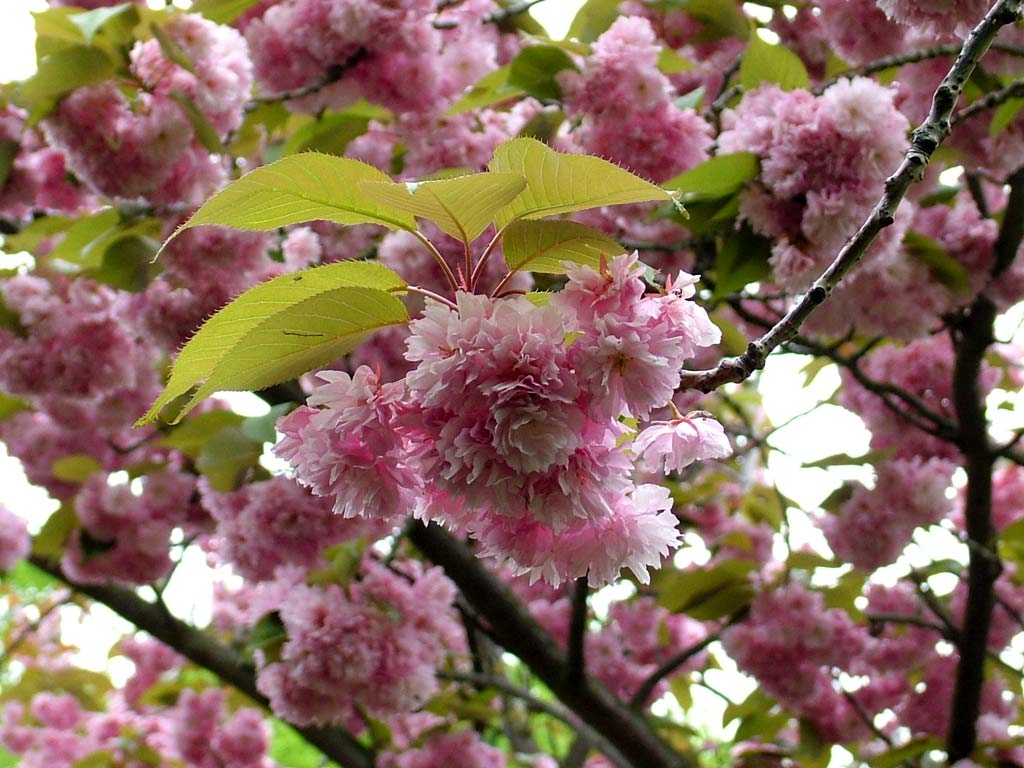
(634, 415, 731, 473)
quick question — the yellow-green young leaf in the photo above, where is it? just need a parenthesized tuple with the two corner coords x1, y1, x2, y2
(658, 47, 695, 74)
(69, 3, 136, 44)
(51, 454, 103, 483)
(15, 45, 117, 123)
(903, 230, 971, 292)
(0, 392, 30, 421)
(168, 90, 222, 153)
(740, 35, 810, 93)
(489, 138, 675, 228)
(166, 154, 417, 248)
(360, 173, 526, 243)
(0, 140, 19, 190)
(282, 111, 373, 157)
(991, 96, 1024, 137)
(159, 410, 245, 457)
(680, 0, 751, 43)
(45, 208, 120, 266)
(189, 0, 267, 24)
(183, 287, 407, 401)
(446, 65, 525, 116)
(506, 45, 578, 101)
(566, 0, 620, 42)
(149, 22, 196, 74)
(195, 426, 262, 492)
(502, 219, 623, 274)
(32, 504, 78, 559)
(139, 260, 407, 425)
(664, 152, 759, 202)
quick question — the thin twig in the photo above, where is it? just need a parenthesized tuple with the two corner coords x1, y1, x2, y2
(953, 76, 1024, 126)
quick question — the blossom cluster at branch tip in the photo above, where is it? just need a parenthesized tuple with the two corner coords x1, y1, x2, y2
(278, 253, 729, 586)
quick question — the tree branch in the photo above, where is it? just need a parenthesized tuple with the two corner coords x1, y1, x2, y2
(679, 0, 1024, 394)
(944, 164, 1024, 763)
(566, 577, 588, 694)
(628, 626, 723, 709)
(407, 522, 688, 768)
(29, 556, 374, 768)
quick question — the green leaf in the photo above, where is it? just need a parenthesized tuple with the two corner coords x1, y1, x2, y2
(658, 47, 695, 74)
(0, 392, 30, 421)
(248, 612, 287, 661)
(712, 226, 770, 301)
(306, 539, 367, 588)
(89, 234, 161, 292)
(32, 504, 78, 559)
(160, 410, 246, 457)
(507, 45, 578, 101)
(195, 426, 262, 492)
(869, 737, 943, 768)
(664, 152, 759, 202)
(139, 261, 408, 425)
(69, 3, 135, 44)
(2, 214, 75, 254)
(787, 551, 836, 571)
(446, 65, 525, 116)
(189, 0, 268, 24)
(803, 449, 892, 469)
(723, 689, 776, 726)
(517, 108, 566, 143)
(169, 90, 222, 153)
(656, 559, 756, 618)
(166, 154, 416, 247)
(51, 454, 103, 483)
(149, 21, 195, 74)
(269, 719, 333, 768)
(903, 230, 971, 292)
(991, 97, 1024, 137)
(282, 110, 375, 158)
(0, 140, 20, 190)
(360, 172, 527, 243)
(674, 85, 706, 111)
(489, 138, 675, 228)
(566, 0, 620, 42)
(502, 219, 623, 274)
(45, 208, 121, 266)
(740, 35, 810, 92)
(2, 560, 58, 590)
(242, 403, 294, 444)
(676, 0, 751, 43)
(1, 666, 111, 711)
(14, 45, 117, 123)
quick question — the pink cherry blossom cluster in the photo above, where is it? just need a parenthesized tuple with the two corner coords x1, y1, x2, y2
(0, 105, 93, 221)
(200, 474, 389, 581)
(0, 276, 150, 400)
(0, 504, 30, 571)
(559, 17, 712, 183)
(250, 560, 463, 728)
(43, 14, 251, 206)
(278, 253, 730, 585)
(62, 469, 198, 585)
(245, 0, 509, 115)
(822, 457, 956, 570)
(1, 686, 275, 768)
(381, 730, 506, 768)
(838, 334, 1000, 461)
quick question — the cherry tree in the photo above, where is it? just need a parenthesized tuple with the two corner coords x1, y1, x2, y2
(2, 1, 1024, 767)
